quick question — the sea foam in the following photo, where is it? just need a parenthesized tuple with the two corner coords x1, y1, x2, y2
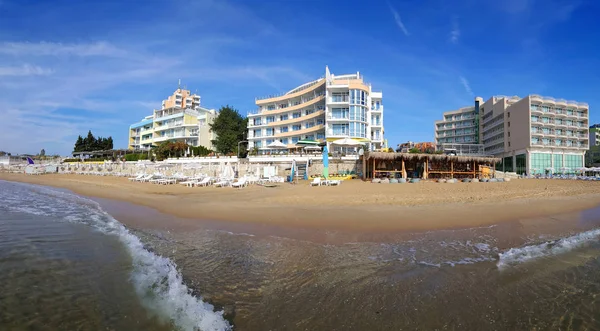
(497, 228, 600, 269)
(2, 181, 232, 331)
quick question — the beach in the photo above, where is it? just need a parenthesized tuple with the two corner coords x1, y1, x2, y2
(1, 173, 599, 235)
(3, 175, 600, 330)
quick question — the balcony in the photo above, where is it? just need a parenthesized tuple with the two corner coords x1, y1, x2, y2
(329, 96, 349, 103)
(531, 107, 543, 114)
(267, 110, 325, 127)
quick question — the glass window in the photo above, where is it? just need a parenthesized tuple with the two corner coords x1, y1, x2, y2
(291, 137, 299, 144)
(331, 108, 349, 119)
(292, 125, 301, 131)
(293, 112, 301, 118)
(280, 114, 288, 121)
(266, 116, 275, 123)
(280, 126, 288, 133)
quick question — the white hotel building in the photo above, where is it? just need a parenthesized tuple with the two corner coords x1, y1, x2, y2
(128, 87, 217, 150)
(247, 66, 384, 152)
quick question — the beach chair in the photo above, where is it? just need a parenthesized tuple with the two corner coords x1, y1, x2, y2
(325, 179, 341, 186)
(138, 174, 153, 182)
(231, 178, 247, 189)
(310, 178, 322, 186)
(213, 178, 231, 187)
(128, 174, 144, 181)
(194, 177, 212, 187)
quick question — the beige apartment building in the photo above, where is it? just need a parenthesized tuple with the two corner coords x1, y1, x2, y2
(435, 95, 590, 174)
(247, 66, 384, 152)
(128, 86, 217, 150)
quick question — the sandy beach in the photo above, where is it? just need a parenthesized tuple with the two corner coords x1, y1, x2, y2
(2, 173, 599, 234)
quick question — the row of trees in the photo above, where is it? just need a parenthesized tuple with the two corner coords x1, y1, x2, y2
(74, 131, 114, 152)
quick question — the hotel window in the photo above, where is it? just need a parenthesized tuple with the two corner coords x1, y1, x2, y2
(306, 122, 315, 128)
(291, 137, 299, 144)
(267, 105, 276, 111)
(332, 124, 349, 135)
(280, 114, 288, 121)
(255, 141, 262, 148)
(306, 109, 315, 115)
(331, 92, 349, 102)
(279, 103, 288, 109)
(508, 112, 510, 118)
(266, 128, 274, 136)
(566, 109, 574, 115)
(531, 104, 539, 110)
(293, 112, 301, 119)
(316, 119, 324, 125)
(331, 108, 349, 119)
(281, 138, 288, 145)
(317, 133, 325, 140)
(292, 125, 301, 131)
(305, 135, 314, 140)
(266, 116, 275, 124)
(266, 139, 274, 145)
(253, 129, 262, 137)
(280, 126, 289, 133)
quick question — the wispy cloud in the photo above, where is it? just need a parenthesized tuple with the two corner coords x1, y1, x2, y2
(0, 64, 53, 76)
(388, 4, 410, 36)
(450, 19, 460, 43)
(0, 41, 127, 57)
(459, 76, 473, 95)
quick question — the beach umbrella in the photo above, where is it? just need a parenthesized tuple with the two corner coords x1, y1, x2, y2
(296, 139, 319, 145)
(331, 138, 362, 146)
(322, 145, 329, 179)
(291, 159, 296, 183)
(267, 140, 287, 149)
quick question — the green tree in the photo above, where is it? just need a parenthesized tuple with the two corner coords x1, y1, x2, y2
(85, 130, 95, 151)
(106, 137, 114, 150)
(409, 147, 420, 154)
(210, 105, 247, 155)
(74, 135, 83, 152)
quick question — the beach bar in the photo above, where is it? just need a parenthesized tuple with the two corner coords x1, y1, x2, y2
(362, 152, 500, 180)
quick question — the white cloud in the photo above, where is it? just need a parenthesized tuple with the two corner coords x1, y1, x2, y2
(0, 64, 53, 76)
(459, 76, 473, 95)
(388, 4, 410, 36)
(450, 20, 460, 43)
(0, 41, 127, 57)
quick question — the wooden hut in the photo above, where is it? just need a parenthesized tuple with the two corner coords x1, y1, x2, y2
(362, 152, 500, 180)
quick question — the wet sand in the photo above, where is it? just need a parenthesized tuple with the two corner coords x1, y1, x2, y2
(1, 173, 599, 234)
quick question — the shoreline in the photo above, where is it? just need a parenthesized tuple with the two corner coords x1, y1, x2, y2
(2, 173, 600, 235)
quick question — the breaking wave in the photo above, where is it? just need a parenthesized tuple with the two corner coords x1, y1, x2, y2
(1, 181, 231, 331)
(498, 228, 600, 269)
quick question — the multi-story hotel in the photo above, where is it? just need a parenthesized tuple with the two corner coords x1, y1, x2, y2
(435, 95, 590, 174)
(434, 106, 479, 145)
(247, 66, 384, 152)
(586, 124, 600, 165)
(128, 86, 217, 150)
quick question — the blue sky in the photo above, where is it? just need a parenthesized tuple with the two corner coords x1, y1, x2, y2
(1, 0, 599, 155)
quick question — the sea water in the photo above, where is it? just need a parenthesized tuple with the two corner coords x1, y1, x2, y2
(3, 179, 600, 330)
(0, 180, 231, 331)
